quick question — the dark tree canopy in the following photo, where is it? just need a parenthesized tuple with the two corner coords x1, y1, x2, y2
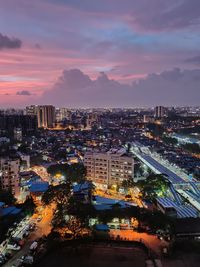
(47, 163, 86, 183)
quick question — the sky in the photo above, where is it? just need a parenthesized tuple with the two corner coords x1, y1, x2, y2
(0, 0, 200, 107)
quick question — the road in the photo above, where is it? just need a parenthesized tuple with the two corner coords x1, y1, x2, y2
(3, 205, 53, 267)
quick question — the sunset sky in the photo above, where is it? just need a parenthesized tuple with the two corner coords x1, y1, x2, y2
(0, 0, 200, 107)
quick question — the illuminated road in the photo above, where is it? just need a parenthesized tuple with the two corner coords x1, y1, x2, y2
(3, 205, 53, 267)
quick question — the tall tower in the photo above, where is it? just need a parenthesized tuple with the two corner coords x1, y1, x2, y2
(37, 105, 55, 128)
(154, 106, 165, 118)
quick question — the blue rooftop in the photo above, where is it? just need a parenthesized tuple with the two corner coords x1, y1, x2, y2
(30, 182, 49, 193)
(73, 181, 93, 193)
(93, 196, 136, 211)
(157, 197, 198, 218)
(95, 224, 109, 231)
(0, 201, 5, 208)
(0, 206, 21, 217)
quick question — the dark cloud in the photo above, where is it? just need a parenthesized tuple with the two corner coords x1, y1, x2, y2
(185, 55, 200, 64)
(0, 33, 22, 50)
(130, 0, 200, 31)
(41, 68, 200, 107)
(47, 0, 200, 31)
(16, 90, 32, 96)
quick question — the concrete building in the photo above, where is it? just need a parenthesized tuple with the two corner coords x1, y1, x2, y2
(84, 149, 134, 189)
(14, 127, 23, 141)
(55, 108, 71, 122)
(0, 158, 20, 196)
(26, 105, 38, 116)
(154, 106, 165, 118)
(0, 114, 37, 136)
(19, 154, 30, 171)
(86, 113, 99, 129)
(37, 105, 55, 128)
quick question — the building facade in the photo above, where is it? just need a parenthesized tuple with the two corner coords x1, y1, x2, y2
(0, 158, 20, 196)
(84, 150, 134, 188)
(0, 114, 37, 137)
(154, 106, 166, 118)
(26, 105, 38, 116)
(37, 105, 55, 128)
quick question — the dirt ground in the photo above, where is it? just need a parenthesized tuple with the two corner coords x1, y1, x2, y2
(34, 244, 148, 267)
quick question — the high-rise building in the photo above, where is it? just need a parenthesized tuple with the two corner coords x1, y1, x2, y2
(55, 108, 71, 122)
(0, 115, 38, 136)
(26, 105, 38, 116)
(154, 106, 165, 118)
(0, 158, 20, 196)
(37, 105, 55, 128)
(86, 113, 99, 129)
(84, 149, 134, 189)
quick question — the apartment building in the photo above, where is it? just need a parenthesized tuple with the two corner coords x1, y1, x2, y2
(0, 158, 20, 196)
(84, 149, 134, 188)
(37, 105, 55, 128)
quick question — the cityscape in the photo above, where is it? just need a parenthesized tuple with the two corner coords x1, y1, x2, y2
(1, 1, 200, 267)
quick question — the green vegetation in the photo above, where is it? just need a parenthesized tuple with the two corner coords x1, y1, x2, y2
(177, 125, 200, 135)
(47, 163, 86, 184)
(181, 143, 200, 154)
(0, 183, 16, 205)
(162, 136, 178, 146)
(147, 123, 165, 138)
(136, 174, 170, 201)
(20, 196, 36, 216)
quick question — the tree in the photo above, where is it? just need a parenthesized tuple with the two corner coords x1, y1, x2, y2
(122, 179, 135, 189)
(21, 196, 36, 216)
(136, 174, 170, 200)
(67, 195, 96, 222)
(162, 136, 178, 146)
(65, 216, 88, 239)
(42, 182, 72, 206)
(47, 163, 86, 184)
(147, 123, 165, 138)
(0, 186, 16, 205)
(182, 143, 200, 154)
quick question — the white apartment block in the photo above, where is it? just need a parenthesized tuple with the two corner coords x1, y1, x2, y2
(84, 149, 134, 188)
(0, 158, 20, 196)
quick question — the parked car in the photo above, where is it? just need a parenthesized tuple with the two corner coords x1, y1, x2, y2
(29, 241, 38, 251)
(7, 243, 21, 251)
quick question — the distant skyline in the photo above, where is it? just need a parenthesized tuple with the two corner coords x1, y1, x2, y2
(0, 0, 200, 107)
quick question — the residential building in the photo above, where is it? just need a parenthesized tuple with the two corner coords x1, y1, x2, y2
(86, 113, 99, 129)
(0, 114, 37, 137)
(14, 127, 23, 141)
(25, 105, 38, 116)
(55, 108, 71, 122)
(154, 106, 165, 118)
(0, 158, 20, 196)
(37, 105, 55, 128)
(84, 149, 134, 188)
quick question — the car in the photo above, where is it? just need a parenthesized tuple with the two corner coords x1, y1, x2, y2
(7, 243, 21, 251)
(23, 255, 34, 264)
(0, 254, 6, 265)
(29, 241, 38, 251)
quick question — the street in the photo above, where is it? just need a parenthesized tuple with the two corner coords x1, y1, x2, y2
(2, 205, 53, 267)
